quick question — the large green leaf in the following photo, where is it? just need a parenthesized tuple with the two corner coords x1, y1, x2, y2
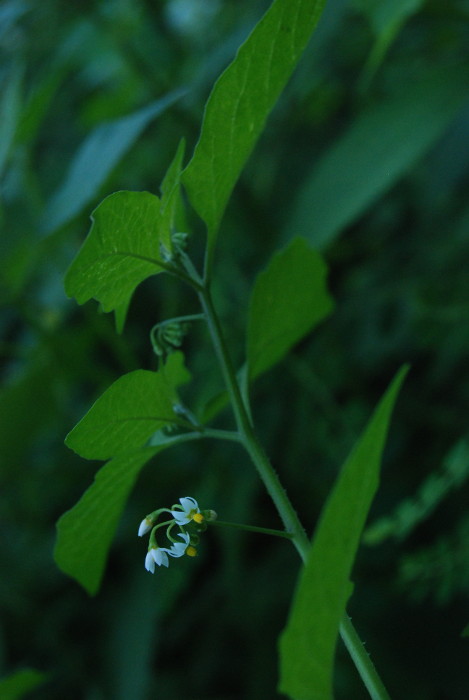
(246, 237, 333, 379)
(278, 366, 408, 700)
(42, 91, 185, 234)
(285, 68, 469, 249)
(65, 352, 190, 461)
(54, 446, 162, 595)
(182, 0, 326, 263)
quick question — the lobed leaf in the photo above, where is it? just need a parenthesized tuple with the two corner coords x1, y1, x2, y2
(278, 366, 408, 700)
(65, 190, 166, 331)
(65, 352, 190, 461)
(246, 237, 333, 379)
(182, 0, 326, 263)
(285, 68, 469, 249)
(54, 446, 162, 595)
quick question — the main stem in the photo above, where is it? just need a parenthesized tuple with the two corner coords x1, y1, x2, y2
(198, 286, 309, 556)
(198, 283, 391, 700)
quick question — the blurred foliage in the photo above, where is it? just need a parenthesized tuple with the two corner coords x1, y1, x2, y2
(0, 669, 48, 700)
(364, 439, 469, 545)
(1, 0, 469, 698)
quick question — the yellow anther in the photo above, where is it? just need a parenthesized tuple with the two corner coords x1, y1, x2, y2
(186, 545, 197, 557)
(192, 512, 204, 524)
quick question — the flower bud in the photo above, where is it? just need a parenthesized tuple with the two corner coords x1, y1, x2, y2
(138, 516, 153, 537)
(203, 509, 218, 522)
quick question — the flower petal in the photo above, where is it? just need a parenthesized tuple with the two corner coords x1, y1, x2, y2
(167, 532, 191, 558)
(145, 551, 155, 573)
(167, 542, 186, 557)
(151, 548, 169, 567)
(179, 496, 198, 513)
(170, 510, 190, 525)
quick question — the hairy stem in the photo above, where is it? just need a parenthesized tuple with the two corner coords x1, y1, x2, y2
(340, 616, 391, 700)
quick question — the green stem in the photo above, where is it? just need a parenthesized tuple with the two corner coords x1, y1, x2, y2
(147, 428, 241, 449)
(198, 282, 392, 700)
(211, 519, 294, 540)
(198, 427, 242, 443)
(198, 285, 309, 554)
(340, 616, 391, 700)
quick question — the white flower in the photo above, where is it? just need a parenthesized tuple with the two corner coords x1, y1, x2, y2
(138, 516, 153, 537)
(170, 496, 203, 525)
(145, 547, 169, 573)
(167, 532, 191, 558)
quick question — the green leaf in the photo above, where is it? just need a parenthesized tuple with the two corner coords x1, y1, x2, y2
(278, 366, 408, 700)
(54, 446, 161, 595)
(285, 68, 469, 249)
(65, 352, 190, 461)
(0, 669, 48, 700)
(42, 91, 185, 234)
(246, 237, 333, 379)
(65, 190, 169, 332)
(182, 0, 326, 263)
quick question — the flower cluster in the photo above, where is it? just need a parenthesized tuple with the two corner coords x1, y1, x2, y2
(138, 496, 214, 573)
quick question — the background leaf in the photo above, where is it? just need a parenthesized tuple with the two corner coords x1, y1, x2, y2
(355, 0, 423, 36)
(285, 68, 469, 248)
(364, 439, 469, 545)
(41, 91, 186, 234)
(182, 0, 326, 260)
(159, 138, 186, 251)
(54, 446, 162, 595)
(0, 66, 22, 181)
(246, 237, 333, 379)
(0, 669, 47, 700)
(353, 0, 424, 85)
(65, 352, 190, 461)
(278, 366, 408, 700)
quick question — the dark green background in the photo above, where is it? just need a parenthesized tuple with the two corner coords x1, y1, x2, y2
(1, 0, 469, 697)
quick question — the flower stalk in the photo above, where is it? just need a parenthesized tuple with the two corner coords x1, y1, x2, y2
(211, 519, 294, 540)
